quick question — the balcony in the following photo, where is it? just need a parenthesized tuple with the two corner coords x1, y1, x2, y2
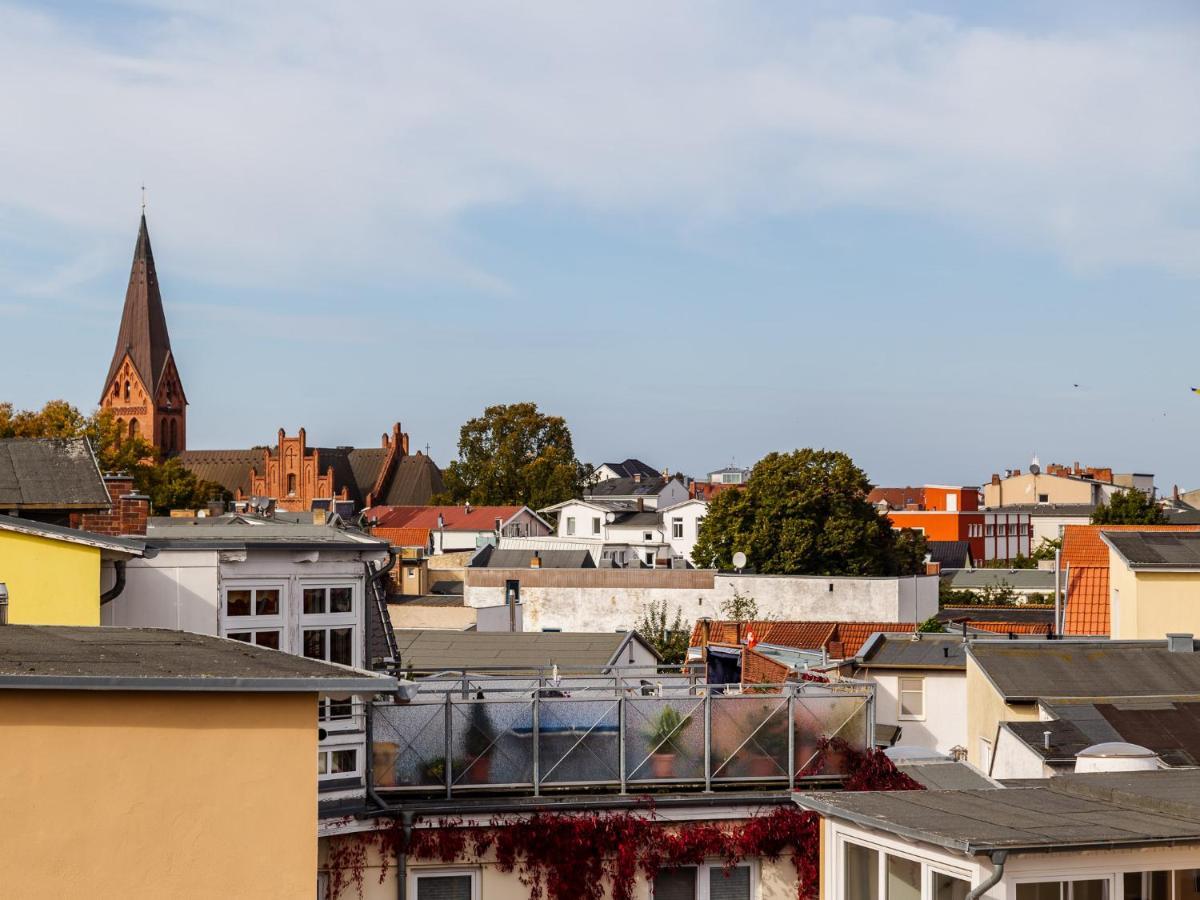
(369, 670, 873, 797)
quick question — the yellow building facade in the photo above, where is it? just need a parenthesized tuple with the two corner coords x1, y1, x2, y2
(964, 655, 1039, 772)
(1106, 552, 1200, 640)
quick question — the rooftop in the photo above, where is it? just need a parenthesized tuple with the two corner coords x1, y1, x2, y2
(392, 630, 659, 673)
(598, 459, 660, 480)
(893, 759, 998, 791)
(0, 438, 110, 510)
(369, 504, 535, 532)
(144, 519, 388, 550)
(586, 476, 668, 498)
(690, 620, 921, 659)
(1103, 531, 1200, 569)
(945, 569, 1055, 590)
(472, 547, 595, 569)
(796, 769, 1200, 855)
(0, 625, 393, 693)
(0, 513, 151, 557)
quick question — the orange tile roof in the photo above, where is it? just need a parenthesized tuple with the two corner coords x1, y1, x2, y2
(371, 526, 431, 548)
(1062, 566, 1110, 636)
(1061, 524, 1200, 568)
(827, 623, 920, 658)
(964, 621, 1052, 635)
(739, 646, 791, 686)
(370, 505, 528, 531)
(689, 620, 837, 650)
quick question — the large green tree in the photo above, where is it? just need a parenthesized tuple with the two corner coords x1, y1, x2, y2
(691, 449, 927, 575)
(1091, 488, 1166, 525)
(1, 399, 226, 514)
(436, 402, 592, 509)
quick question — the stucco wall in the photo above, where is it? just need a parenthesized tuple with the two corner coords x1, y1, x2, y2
(0, 530, 101, 625)
(0, 690, 315, 900)
(1109, 560, 1200, 641)
(863, 669, 966, 754)
(965, 656, 1039, 771)
(389, 602, 477, 630)
(467, 571, 937, 633)
(991, 723, 1051, 779)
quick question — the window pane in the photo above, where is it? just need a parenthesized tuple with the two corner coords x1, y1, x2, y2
(1124, 872, 1169, 900)
(254, 631, 281, 650)
(326, 700, 353, 720)
(844, 843, 879, 900)
(317, 752, 328, 775)
(304, 629, 326, 660)
(887, 855, 921, 900)
(654, 868, 696, 900)
(330, 587, 353, 613)
(227, 631, 251, 643)
(900, 690, 923, 718)
(330, 628, 353, 665)
(417, 875, 472, 900)
(1072, 882, 1109, 900)
(331, 749, 357, 774)
(709, 866, 749, 900)
(304, 588, 326, 615)
(1172, 872, 1200, 900)
(227, 590, 251, 616)
(255, 589, 280, 616)
(934, 873, 970, 900)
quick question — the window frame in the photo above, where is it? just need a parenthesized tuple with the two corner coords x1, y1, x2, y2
(409, 867, 481, 900)
(1010, 875, 1115, 898)
(220, 580, 286, 636)
(835, 834, 974, 900)
(299, 580, 360, 669)
(651, 858, 758, 900)
(672, 517, 684, 539)
(898, 676, 925, 721)
(566, 516, 576, 536)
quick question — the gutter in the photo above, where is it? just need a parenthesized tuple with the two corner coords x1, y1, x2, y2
(100, 560, 126, 605)
(0, 674, 397, 693)
(966, 850, 1008, 900)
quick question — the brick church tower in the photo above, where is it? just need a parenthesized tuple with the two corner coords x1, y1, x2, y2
(100, 214, 187, 455)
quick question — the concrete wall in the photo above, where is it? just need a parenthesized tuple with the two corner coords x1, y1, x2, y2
(0, 690, 315, 900)
(0, 530, 102, 626)
(104, 548, 222, 632)
(985, 473, 1099, 507)
(860, 669, 967, 754)
(465, 571, 938, 633)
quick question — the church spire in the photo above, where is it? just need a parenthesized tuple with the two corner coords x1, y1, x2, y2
(102, 213, 175, 400)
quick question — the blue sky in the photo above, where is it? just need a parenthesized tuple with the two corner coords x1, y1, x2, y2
(3, 1, 1200, 490)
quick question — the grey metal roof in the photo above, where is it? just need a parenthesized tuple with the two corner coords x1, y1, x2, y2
(970, 639, 1200, 702)
(0, 438, 110, 509)
(857, 634, 969, 669)
(0, 625, 394, 693)
(610, 511, 662, 528)
(0, 513, 151, 557)
(393, 630, 659, 673)
(1104, 531, 1200, 568)
(796, 769, 1200, 855)
(946, 569, 1056, 590)
(926, 541, 972, 569)
(145, 520, 387, 550)
(895, 760, 998, 791)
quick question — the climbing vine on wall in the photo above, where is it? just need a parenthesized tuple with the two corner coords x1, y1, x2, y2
(324, 738, 921, 900)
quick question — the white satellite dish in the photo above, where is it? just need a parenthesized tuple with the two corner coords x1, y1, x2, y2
(605, 511, 616, 523)
(732, 551, 747, 570)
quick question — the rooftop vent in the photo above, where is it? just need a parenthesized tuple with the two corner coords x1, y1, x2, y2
(1074, 742, 1159, 774)
(1168, 633, 1195, 653)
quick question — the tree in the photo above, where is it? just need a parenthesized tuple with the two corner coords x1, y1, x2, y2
(720, 589, 759, 622)
(436, 402, 592, 510)
(634, 599, 689, 666)
(917, 616, 945, 633)
(1091, 488, 1166, 525)
(1031, 537, 1061, 562)
(0, 399, 226, 515)
(691, 449, 927, 576)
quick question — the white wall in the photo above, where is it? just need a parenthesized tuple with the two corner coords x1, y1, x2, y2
(991, 724, 1051, 780)
(467, 573, 939, 633)
(1030, 513, 1091, 549)
(104, 548, 222, 633)
(861, 669, 967, 754)
(662, 500, 707, 564)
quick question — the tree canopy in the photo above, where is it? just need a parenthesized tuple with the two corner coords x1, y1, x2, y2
(0, 400, 226, 515)
(691, 449, 927, 576)
(435, 402, 592, 510)
(1091, 488, 1166, 525)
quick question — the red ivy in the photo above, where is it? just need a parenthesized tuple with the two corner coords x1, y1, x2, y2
(325, 740, 920, 900)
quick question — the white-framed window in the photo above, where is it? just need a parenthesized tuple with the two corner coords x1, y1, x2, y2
(986, 525, 995, 536)
(410, 868, 479, 900)
(931, 868, 971, 899)
(643, 531, 654, 542)
(317, 744, 361, 779)
(838, 838, 971, 900)
(645, 551, 655, 566)
(1014, 877, 1112, 898)
(593, 516, 602, 535)
(898, 677, 924, 721)
(222, 582, 285, 650)
(301, 582, 358, 668)
(566, 516, 576, 536)
(652, 860, 755, 900)
(672, 517, 684, 538)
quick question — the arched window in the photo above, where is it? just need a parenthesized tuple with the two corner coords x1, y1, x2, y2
(169, 419, 178, 451)
(111, 382, 119, 398)
(129, 418, 139, 440)
(123, 380, 131, 401)
(286, 473, 297, 495)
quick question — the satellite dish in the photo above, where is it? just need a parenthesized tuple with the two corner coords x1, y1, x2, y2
(1030, 463, 1041, 475)
(732, 551, 747, 570)
(605, 512, 616, 523)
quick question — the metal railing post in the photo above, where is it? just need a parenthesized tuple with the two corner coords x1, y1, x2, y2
(703, 693, 712, 793)
(787, 689, 796, 791)
(618, 696, 627, 794)
(532, 692, 541, 796)
(444, 694, 453, 799)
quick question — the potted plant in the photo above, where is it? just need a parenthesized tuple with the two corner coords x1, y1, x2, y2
(463, 701, 494, 784)
(646, 706, 691, 778)
(747, 709, 789, 777)
(423, 757, 447, 784)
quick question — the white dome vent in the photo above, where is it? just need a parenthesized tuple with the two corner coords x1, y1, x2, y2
(1074, 742, 1159, 774)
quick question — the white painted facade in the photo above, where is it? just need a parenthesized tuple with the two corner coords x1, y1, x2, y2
(432, 508, 551, 554)
(661, 499, 707, 564)
(991, 723, 1055, 780)
(466, 572, 938, 633)
(857, 669, 968, 755)
(544, 498, 707, 567)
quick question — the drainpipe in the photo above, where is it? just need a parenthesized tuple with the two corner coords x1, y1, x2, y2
(966, 850, 1008, 900)
(395, 810, 413, 900)
(100, 560, 127, 605)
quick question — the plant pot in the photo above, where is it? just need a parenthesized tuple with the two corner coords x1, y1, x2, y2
(650, 752, 677, 778)
(372, 742, 400, 787)
(465, 754, 493, 784)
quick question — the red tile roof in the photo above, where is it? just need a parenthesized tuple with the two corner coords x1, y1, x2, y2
(738, 646, 792, 687)
(867, 487, 925, 509)
(826, 623, 920, 659)
(689, 620, 917, 659)
(369, 505, 527, 531)
(372, 526, 431, 548)
(1061, 524, 1200, 569)
(965, 621, 1052, 636)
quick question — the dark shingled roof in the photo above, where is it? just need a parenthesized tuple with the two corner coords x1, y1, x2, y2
(611, 510, 662, 528)
(392, 630, 658, 673)
(1104, 531, 1200, 568)
(926, 540, 973, 569)
(600, 459, 660, 480)
(1009, 699, 1200, 767)
(376, 453, 444, 506)
(895, 760, 998, 790)
(586, 476, 667, 498)
(856, 634, 970, 669)
(102, 214, 179, 400)
(473, 547, 595, 569)
(0, 438, 110, 510)
(0, 625, 393, 692)
(971, 639, 1200, 702)
(797, 770, 1200, 854)
(175, 449, 261, 498)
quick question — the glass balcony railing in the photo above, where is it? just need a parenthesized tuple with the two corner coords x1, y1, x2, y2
(369, 672, 873, 797)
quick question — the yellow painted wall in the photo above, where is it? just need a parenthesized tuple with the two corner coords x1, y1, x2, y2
(1109, 557, 1200, 640)
(389, 603, 478, 631)
(320, 829, 799, 900)
(0, 530, 101, 625)
(965, 656, 1039, 770)
(0, 690, 316, 900)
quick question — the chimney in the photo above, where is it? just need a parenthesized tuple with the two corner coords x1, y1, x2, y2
(1043, 730, 1052, 750)
(991, 473, 1001, 486)
(698, 617, 711, 646)
(633, 473, 642, 484)
(1168, 633, 1194, 653)
(465, 501, 472, 515)
(1175, 485, 1181, 502)
(437, 514, 445, 529)
(312, 509, 325, 525)
(925, 561, 941, 576)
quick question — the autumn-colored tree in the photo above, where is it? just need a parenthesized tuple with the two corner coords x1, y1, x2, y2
(692, 449, 927, 576)
(436, 402, 592, 509)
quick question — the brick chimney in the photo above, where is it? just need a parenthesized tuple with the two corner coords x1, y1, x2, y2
(79, 474, 150, 536)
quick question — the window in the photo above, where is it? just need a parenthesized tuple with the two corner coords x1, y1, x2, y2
(645, 551, 655, 566)
(225, 587, 280, 616)
(593, 516, 602, 535)
(898, 677, 924, 720)
(986, 525, 995, 536)
(494, 517, 502, 532)
(123, 380, 130, 400)
(301, 582, 358, 668)
(287, 473, 297, 495)
(652, 863, 751, 900)
(128, 418, 139, 439)
(222, 583, 285, 657)
(413, 871, 477, 900)
(996, 524, 1007, 537)
(1123, 871, 1169, 899)
(227, 630, 281, 650)
(933, 871, 970, 900)
(1015, 880, 1109, 899)
(843, 843, 879, 900)
(304, 586, 353, 614)
(566, 517, 576, 536)
(886, 855, 920, 900)
(672, 517, 684, 539)
(317, 746, 358, 776)
(1038, 493, 1049, 503)
(643, 531, 654, 542)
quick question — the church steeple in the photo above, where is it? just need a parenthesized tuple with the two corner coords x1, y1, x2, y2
(100, 213, 187, 455)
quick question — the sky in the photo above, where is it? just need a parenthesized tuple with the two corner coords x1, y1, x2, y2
(2, 1, 1200, 490)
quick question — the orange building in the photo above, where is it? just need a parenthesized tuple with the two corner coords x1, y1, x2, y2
(870, 484, 1029, 563)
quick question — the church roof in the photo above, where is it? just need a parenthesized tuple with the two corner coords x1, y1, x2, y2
(174, 449, 262, 498)
(102, 214, 177, 399)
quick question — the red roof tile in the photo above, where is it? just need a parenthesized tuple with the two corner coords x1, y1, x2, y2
(828, 623, 920, 658)
(965, 621, 1052, 635)
(369, 505, 528, 531)
(372, 526, 431, 548)
(1061, 524, 1200, 569)
(1063, 566, 1110, 636)
(690, 620, 917, 659)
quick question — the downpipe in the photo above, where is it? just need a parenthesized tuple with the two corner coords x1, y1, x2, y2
(100, 560, 127, 605)
(396, 811, 413, 900)
(966, 850, 1008, 900)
